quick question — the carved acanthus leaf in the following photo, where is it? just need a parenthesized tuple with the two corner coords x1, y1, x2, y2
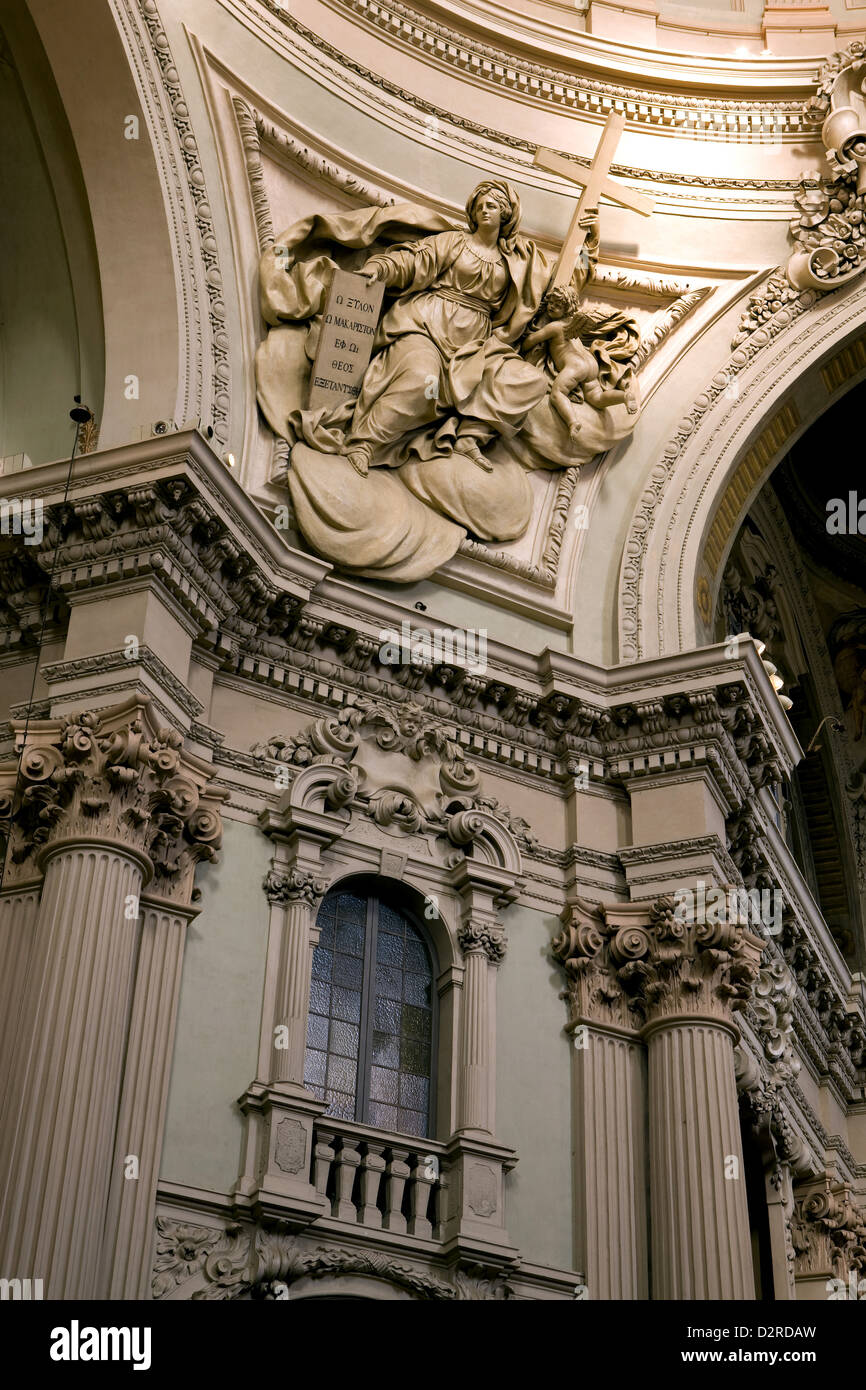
(264, 868, 328, 907)
(553, 894, 765, 1030)
(0, 701, 223, 901)
(151, 1218, 512, 1300)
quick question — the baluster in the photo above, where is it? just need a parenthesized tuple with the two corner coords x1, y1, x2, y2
(331, 1138, 362, 1221)
(313, 1128, 336, 1200)
(407, 1153, 435, 1238)
(433, 1162, 448, 1240)
(383, 1147, 410, 1234)
(358, 1142, 386, 1227)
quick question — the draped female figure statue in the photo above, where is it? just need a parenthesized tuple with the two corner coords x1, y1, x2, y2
(256, 179, 639, 582)
(342, 182, 580, 476)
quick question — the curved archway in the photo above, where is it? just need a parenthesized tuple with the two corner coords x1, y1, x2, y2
(619, 276, 866, 661)
(320, 869, 454, 976)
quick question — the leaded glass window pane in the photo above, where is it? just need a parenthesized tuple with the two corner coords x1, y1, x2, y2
(302, 886, 435, 1137)
(303, 891, 365, 1114)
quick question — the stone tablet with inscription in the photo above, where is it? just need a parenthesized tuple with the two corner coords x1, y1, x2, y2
(308, 269, 385, 411)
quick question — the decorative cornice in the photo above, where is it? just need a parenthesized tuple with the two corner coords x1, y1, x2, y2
(257, 0, 810, 144)
(40, 647, 205, 720)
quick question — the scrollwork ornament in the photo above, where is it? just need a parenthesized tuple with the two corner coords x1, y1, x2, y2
(0, 702, 223, 899)
(153, 1218, 512, 1300)
(263, 867, 328, 907)
(458, 918, 507, 963)
(609, 925, 651, 966)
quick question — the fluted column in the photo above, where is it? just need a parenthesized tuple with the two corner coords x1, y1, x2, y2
(630, 898, 764, 1300)
(0, 699, 223, 1300)
(234, 829, 333, 1224)
(647, 1019, 753, 1299)
(0, 841, 146, 1298)
(440, 856, 518, 1268)
(266, 868, 327, 1089)
(456, 926, 500, 1135)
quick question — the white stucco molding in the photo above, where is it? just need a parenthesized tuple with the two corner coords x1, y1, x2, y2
(618, 271, 866, 661)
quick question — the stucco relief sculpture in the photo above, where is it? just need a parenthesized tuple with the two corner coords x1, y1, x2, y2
(736, 42, 866, 346)
(256, 144, 645, 581)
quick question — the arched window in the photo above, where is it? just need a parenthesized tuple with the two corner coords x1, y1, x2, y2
(303, 883, 437, 1138)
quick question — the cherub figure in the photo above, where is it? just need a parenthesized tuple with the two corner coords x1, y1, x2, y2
(523, 285, 638, 442)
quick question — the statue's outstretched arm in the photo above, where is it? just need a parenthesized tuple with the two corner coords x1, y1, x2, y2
(360, 231, 460, 295)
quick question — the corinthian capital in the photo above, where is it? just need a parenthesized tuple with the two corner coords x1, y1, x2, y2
(792, 1178, 866, 1284)
(552, 893, 765, 1033)
(612, 896, 765, 1032)
(263, 867, 327, 907)
(457, 917, 506, 963)
(0, 697, 223, 902)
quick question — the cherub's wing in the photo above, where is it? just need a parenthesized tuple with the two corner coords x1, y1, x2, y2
(564, 310, 595, 340)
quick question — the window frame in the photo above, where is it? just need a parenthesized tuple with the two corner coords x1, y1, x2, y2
(309, 878, 439, 1139)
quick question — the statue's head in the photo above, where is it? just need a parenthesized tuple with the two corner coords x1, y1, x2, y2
(545, 285, 580, 320)
(466, 181, 521, 247)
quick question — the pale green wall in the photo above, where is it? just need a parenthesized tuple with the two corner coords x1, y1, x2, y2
(0, 1, 103, 465)
(497, 904, 574, 1274)
(160, 817, 271, 1193)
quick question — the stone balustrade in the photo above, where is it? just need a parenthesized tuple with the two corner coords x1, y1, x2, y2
(312, 1119, 448, 1240)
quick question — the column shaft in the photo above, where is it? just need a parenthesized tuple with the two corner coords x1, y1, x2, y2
(0, 887, 40, 1114)
(648, 1022, 754, 1299)
(273, 898, 316, 1085)
(457, 949, 494, 1134)
(101, 903, 189, 1299)
(573, 1029, 647, 1298)
(0, 845, 143, 1299)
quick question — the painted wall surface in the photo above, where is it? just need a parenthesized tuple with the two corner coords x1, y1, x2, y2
(497, 904, 574, 1273)
(160, 816, 271, 1194)
(0, 10, 84, 465)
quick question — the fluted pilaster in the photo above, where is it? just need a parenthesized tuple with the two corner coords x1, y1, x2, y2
(573, 1029, 647, 1298)
(455, 914, 504, 1136)
(101, 901, 193, 1299)
(0, 887, 40, 1115)
(0, 698, 223, 1299)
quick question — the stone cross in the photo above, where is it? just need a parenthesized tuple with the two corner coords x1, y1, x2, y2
(534, 112, 654, 289)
